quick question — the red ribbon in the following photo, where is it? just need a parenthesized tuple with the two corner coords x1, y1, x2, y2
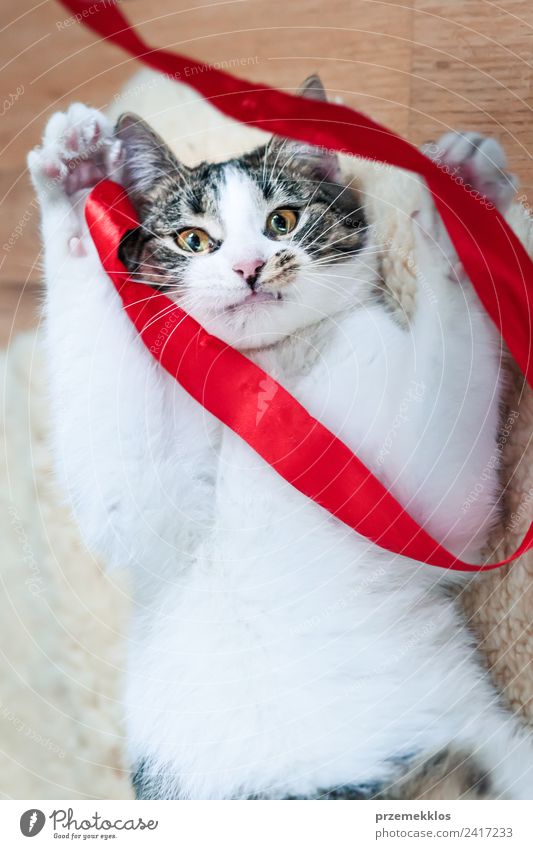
(58, 0, 532, 568)
(86, 181, 532, 570)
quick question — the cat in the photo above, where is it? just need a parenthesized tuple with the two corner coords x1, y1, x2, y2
(28, 76, 533, 800)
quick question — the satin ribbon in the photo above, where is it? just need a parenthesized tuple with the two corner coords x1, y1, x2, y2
(86, 181, 533, 570)
(57, 0, 532, 569)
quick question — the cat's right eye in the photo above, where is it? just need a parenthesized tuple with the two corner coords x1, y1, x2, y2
(266, 208, 299, 238)
(176, 227, 214, 254)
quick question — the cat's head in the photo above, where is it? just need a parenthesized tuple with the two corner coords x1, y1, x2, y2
(116, 76, 376, 350)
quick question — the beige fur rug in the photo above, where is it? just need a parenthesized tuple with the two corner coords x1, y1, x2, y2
(0, 72, 531, 799)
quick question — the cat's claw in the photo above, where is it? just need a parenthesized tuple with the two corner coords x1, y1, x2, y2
(414, 131, 518, 283)
(28, 103, 124, 202)
(423, 131, 518, 213)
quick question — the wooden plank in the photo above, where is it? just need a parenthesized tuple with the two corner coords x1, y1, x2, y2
(128, 0, 414, 131)
(410, 0, 533, 196)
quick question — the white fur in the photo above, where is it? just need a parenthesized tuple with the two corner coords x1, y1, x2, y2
(28, 98, 533, 799)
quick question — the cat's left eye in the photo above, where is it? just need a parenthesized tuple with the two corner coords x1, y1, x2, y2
(266, 208, 298, 238)
(176, 228, 213, 254)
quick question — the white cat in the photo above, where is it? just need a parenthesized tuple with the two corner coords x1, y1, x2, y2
(28, 83, 533, 799)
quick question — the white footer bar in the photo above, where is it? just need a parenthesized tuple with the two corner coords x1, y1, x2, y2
(2, 799, 532, 848)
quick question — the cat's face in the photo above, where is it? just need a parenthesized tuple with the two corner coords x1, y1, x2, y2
(117, 99, 376, 350)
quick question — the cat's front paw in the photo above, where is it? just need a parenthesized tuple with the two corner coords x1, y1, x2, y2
(423, 131, 518, 213)
(28, 103, 124, 203)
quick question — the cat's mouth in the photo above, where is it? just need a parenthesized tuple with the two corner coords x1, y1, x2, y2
(225, 289, 282, 312)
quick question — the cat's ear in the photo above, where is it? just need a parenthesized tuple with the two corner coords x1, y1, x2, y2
(298, 74, 328, 102)
(115, 113, 185, 202)
(270, 74, 340, 183)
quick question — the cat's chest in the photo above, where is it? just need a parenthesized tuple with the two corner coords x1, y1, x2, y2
(211, 309, 405, 512)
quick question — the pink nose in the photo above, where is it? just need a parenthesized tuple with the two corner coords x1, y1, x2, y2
(233, 258, 265, 287)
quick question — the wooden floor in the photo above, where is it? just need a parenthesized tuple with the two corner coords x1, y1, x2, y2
(2, 0, 533, 344)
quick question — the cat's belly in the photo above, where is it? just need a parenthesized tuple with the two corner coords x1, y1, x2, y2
(125, 435, 460, 799)
(127, 572, 382, 798)
(123, 306, 501, 798)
